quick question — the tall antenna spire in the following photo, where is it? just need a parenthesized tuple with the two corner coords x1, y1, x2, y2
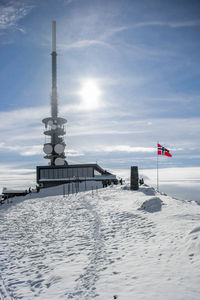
(51, 20, 58, 118)
(42, 21, 67, 166)
(52, 20, 56, 52)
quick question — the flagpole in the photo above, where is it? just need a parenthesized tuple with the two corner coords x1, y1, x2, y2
(157, 142, 159, 192)
(156, 143, 172, 192)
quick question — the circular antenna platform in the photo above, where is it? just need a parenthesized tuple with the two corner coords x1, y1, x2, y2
(43, 144, 53, 154)
(55, 157, 65, 166)
(42, 117, 67, 125)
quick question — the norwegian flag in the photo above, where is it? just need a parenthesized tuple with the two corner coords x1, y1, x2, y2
(157, 143, 172, 157)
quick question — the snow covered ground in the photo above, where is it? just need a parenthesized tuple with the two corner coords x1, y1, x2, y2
(0, 184, 200, 299)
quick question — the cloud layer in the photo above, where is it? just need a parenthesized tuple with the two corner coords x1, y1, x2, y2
(0, 1, 33, 32)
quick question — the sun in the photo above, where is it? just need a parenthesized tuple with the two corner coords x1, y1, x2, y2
(79, 79, 101, 110)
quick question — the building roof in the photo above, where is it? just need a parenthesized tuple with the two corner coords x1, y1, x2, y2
(37, 163, 112, 175)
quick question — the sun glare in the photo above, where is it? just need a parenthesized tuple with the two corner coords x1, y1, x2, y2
(79, 79, 101, 110)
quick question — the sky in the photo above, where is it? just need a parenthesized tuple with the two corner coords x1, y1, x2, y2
(0, 0, 200, 189)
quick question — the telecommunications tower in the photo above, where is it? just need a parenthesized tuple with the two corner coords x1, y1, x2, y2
(42, 21, 67, 166)
(36, 21, 116, 189)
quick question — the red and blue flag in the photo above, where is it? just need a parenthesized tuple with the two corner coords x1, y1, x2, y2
(157, 143, 172, 157)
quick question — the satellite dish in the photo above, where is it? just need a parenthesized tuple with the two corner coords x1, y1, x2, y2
(43, 144, 53, 154)
(48, 120, 53, 126)
(54, 143, 65, 154)
(51, 124, 57, 130)
(55, 157, 65, 166)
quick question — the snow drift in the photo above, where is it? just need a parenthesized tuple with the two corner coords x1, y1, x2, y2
(138, 196, 163, 213)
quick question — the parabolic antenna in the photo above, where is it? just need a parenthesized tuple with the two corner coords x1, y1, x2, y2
(55, 157, 65, 166)
(43, 144, 53, 154)
(48, 120, 53, 126)
(51, 124, 57, 130)
(54, 143, 65, 154)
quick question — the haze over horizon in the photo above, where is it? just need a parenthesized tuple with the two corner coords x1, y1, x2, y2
(0, 0, 200, 190)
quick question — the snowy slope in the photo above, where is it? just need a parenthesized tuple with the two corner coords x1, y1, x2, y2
(0, 185, 200, 300)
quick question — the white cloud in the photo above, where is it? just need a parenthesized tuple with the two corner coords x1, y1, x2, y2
(0, 141, 84, 158)
(0, 166, 35, 175)
(141, 167, 200, 184)
(0, 106, 47, 128)
(113, 166, 200, 183)
(134, 20, 200, 29)
(58, 19, 200, 57)
(0, 143, 42, 156)
(99, 20, 200, 41)
(0, 163, 36, 191)
(20, 145, 42, 156)
(0, 0, 33, 32)
(62, 0, 74, 5)
(95, 145, 155, 153)
(0, 100, 199, 173)
(67, 149, 84, 157)
(60, 39, 113, 50)
(100, 25, 131, 40)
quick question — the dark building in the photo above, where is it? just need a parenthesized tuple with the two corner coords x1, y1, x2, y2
(37, 163, 116, 188)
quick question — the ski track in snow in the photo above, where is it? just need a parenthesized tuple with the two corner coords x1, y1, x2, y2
(0, 185, 200, 299)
